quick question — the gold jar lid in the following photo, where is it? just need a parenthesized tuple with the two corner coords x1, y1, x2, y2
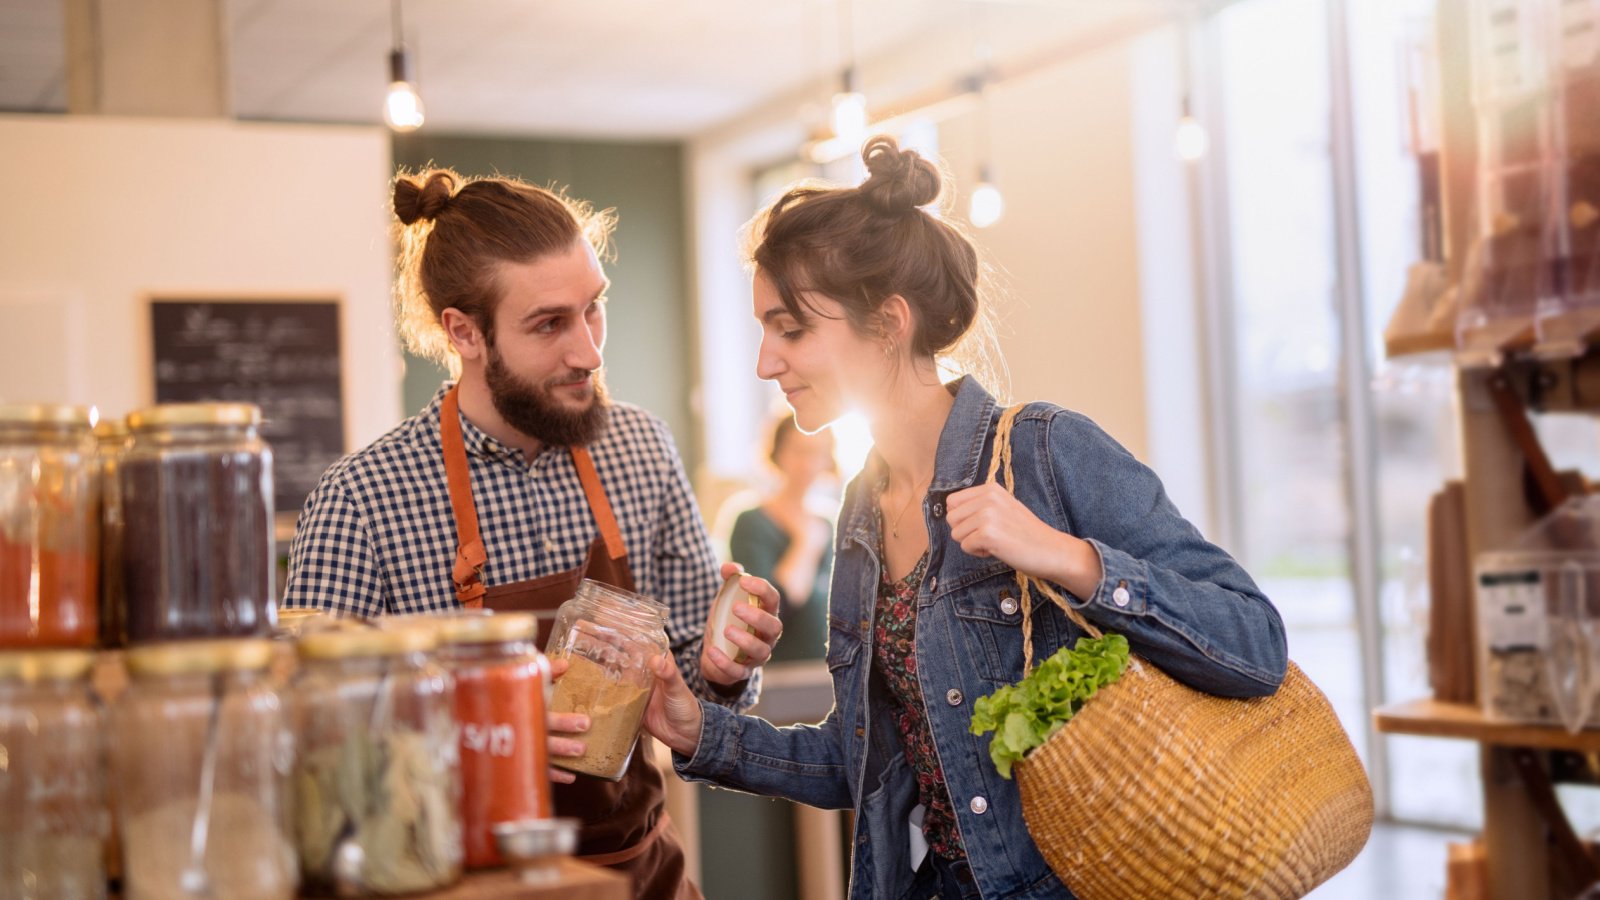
(127, 639, 275, 676)
(438, 612, 539, 645)
(0, 649, 96, 681)
(298, 624, 436, 659)
(127, 402, 261, 430)
(0, 404, 95, 429)
(94, 417, 129, 440)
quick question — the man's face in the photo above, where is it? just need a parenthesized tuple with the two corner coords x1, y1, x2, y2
(483, 239, 612, 447)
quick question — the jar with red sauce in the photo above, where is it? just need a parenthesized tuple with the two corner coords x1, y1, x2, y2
(437, 611, 552, 868)
(0, 404, 99, 649)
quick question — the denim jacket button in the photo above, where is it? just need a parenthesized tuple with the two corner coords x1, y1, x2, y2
(929, 576, 938, 592)
(969, 796, 989, 815)
(999, 596, 1019, 616)
(946, 688, 963, 706)
(1112, 586, 1131, 607)
(931, 501, 946, 518)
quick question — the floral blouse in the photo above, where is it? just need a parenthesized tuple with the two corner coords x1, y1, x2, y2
(872, 509, 968, 862)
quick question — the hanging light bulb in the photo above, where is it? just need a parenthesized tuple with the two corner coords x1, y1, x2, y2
(830, 66, 867, 145)
(383, 0, 424, 132)
(970, 165, 1004, 228)
(1174, 96, 1207, 161)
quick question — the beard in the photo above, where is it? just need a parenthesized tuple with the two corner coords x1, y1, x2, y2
(484, 345, 611, 448)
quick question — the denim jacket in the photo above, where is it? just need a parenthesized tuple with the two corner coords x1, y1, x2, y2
(675, 377, 1288, 899)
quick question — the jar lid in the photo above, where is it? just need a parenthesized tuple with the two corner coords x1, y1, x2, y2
(94, 417, 129, 440)
(127, 402, 261, 430)
(298, 624, 436, 659)
(0, 649, 96, 681)
(127, 639, 276, 675)
(706, 575, 760, 665)
(437, 611, 539, 645)
(0, 404, 95, 429)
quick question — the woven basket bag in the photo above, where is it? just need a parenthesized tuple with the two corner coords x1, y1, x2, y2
(985, 406, 1375, 899)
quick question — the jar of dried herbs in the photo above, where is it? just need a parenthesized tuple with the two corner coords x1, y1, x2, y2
(293, 624, 463, 895)
(0, 649, 107, 900)
(120, 403, 275, 644)
(94, 417, 127, 649)
(545, 580, 669, 781)
(438, 611, 552, 868)
(0, 404, 99, 649)
(112, 639, 297, 900)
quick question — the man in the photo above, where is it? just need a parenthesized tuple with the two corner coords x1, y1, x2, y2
(285, 169, 781, 899)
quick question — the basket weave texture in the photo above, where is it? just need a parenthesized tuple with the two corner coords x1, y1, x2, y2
(984, 404, 1374, 898)
(1014, 658, 1374, 899)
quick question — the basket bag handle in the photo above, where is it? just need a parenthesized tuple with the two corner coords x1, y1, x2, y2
(983, 404, 1098, 673)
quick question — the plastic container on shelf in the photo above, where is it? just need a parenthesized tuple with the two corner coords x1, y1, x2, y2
(543, 580, 669, 781)
(112, 639, 297, 900)
(292, 624, 462, 895)
(0, 404, 100, 649)
(0, 649, 108, 900)
(1540, 0, 1600, 351)
(1475, 495, 1600, 732)
(120, 403, 275, 643)
(436, 611, 553, 869)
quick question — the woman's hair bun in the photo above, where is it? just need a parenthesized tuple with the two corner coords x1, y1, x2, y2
(859, 135, 942, 215)
(393, 170, 457, 225)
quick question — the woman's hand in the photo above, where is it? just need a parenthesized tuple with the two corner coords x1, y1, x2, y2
(945, 482, 1103, 598)
(700, 562, 784, 685)
(645, 652, 705, 757)
(544, 656, 587, 785)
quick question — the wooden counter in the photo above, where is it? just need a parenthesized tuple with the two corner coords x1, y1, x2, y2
(1374, 699, 1600, 753)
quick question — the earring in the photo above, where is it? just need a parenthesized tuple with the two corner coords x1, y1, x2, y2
(883, 341, 895, 358)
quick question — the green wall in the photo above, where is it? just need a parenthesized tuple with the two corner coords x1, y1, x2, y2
(391, 134, 697, 467)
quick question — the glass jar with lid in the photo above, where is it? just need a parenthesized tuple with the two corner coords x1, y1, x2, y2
(120, 403, 275, 643)
(544, 580, 670, 781)
(437, 611, 552, 868)
(293, 624, 462, 895)
(0, 404, 99, 649)
(111, 639, 297, 900)
(0, 649, 107, 899)
(94, 417, 127, 648)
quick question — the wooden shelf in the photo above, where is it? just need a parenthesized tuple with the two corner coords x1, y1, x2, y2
(1374, 698, 1600, 753)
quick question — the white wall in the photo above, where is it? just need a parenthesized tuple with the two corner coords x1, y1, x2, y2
(0, 115, 399, 447)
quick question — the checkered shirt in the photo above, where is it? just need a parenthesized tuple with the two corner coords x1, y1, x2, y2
(284, 383, 758, 710)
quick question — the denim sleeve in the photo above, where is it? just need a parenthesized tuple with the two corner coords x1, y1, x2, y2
(1045, 410, 1288, 697)
(671, 699, 855, 810)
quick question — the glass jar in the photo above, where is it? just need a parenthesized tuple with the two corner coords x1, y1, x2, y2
(544, 580, 669, 781)
(293, 625, 462, 895)
(0, 650, 107, 899)
(95, 418, 127, 648)
(112, 639, 296, 900)
(0, 405, 99, 649)
(438, 612, 552, 868)
(120, 403, 275, 643)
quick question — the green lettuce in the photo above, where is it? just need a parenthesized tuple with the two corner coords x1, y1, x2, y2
(969, 634, 1130, 779)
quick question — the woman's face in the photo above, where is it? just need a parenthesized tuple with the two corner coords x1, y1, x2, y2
(753, 269, 886, 433)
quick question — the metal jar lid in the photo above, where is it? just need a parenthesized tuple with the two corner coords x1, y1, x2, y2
(126, 402, 261, 430)
(0, 404, 95, 430)
(126, 638, 276, 676)
(298, 624, 437, 660)
(437, 611, 539, 645)
(0, 649, 96, 682)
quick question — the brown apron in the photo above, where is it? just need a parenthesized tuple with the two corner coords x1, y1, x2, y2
(440, 385, 699, 900)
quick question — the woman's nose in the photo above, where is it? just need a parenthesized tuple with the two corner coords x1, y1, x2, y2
(755, 338, 783, 380)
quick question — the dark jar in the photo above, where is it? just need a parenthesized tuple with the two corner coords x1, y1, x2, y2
(120, 403, 275, 643)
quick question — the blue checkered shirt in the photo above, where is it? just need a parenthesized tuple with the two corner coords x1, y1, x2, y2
(284, 383, 758, 710)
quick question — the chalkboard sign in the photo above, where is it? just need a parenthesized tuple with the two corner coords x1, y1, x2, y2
(150, 299, 346, 518)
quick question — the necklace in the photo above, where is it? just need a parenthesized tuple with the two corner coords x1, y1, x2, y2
(883, 472, 933, 539)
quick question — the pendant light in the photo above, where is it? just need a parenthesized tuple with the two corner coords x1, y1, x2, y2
(1175, 96, 1209, 161)
(829, 0, 866, 146)
(968, 36, 1002, 228)
(384, 0, 425, 132)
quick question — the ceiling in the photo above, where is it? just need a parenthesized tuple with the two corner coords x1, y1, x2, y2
(0, 0, 1193, 139)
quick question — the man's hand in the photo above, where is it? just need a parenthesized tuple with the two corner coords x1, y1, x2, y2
(545, 656, 588, 785)
(700, 562, 783, 686)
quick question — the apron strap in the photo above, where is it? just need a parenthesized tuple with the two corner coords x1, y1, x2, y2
(441, 384, 488, 606)
(576, 810, 674, 867)
(572, 446, 627, 563)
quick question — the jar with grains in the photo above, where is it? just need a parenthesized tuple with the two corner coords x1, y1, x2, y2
(112, 639, 297, 900)
(0, 650, 107, 900)
(544, 580, 669, 781)
(94, 417, 127, 649)
(293, 625, 462, 895)
(120, 403, 275, 643)
(0, 404, 99, 649)
(437, 611, 553, 868)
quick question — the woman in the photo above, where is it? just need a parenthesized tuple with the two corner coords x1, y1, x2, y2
(645, 136, 1288, 900)
(728, 416, 836, 664)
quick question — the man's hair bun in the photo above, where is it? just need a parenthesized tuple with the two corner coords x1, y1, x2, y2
(393, 170, 457, 225)
(858, 135, 941, 215)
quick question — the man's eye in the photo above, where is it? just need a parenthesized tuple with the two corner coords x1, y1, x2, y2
(535, 318, 560, 334)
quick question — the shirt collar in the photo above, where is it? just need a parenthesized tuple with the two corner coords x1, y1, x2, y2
(418, 382, 538, 466)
